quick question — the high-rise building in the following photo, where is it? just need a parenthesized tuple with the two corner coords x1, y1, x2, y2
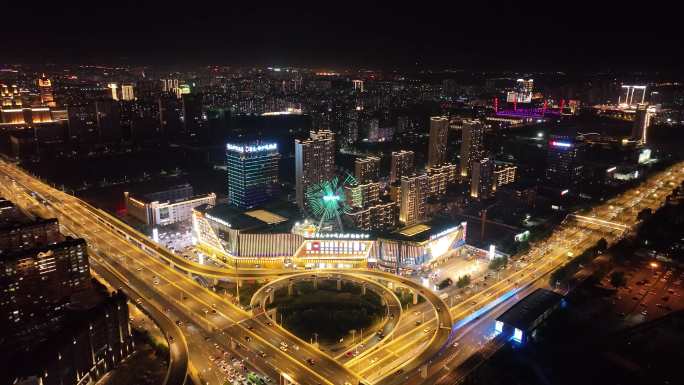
(161, 78, 179, 94)
(182, 93, 203, 135)
(619, 85, 647, 107)
(545, 135, 586, 190)
(632, 104, 655, 144)
(390, 150, 415, 184)
(107, 83, 119, 101)
(37, 74, 55, 107)
(428, 116, 449, 167)
(399, 174, 429, 226)
(352, 79, 364, 92)
(0, 203, 91, 341)
(345, 181, 380, 209)
(459, 120, 485, 178)
(493, 162, 517, 189)
(295, 130, 335, 211)
(226, 142, 280, 209)
(95, 99, 122, 142)
(507, 79, 534, 103)
(427, 163, 458, 198)
(355, 156, 380, 183)
(470, 157, 495, 200)
(159, 95, 182, 138)
(121, 84, 135, 101)
(67, 103, 98, 142)
(346, 201, 398, 231)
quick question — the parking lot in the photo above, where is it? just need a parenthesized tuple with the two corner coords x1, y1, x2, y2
(602, 260, 683, 324)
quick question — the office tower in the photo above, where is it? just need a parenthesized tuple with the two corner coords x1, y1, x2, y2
(37, 74, 55, 107)
(428, 116, 449, 167)
(390, 150, 415, 184)
(182, 93, 203, 135)
(226, 142, 280, 209)
(632, 104, 654, 144)
(470, 157, 495, 200)
(121, 84, 135, 101)
(493, 162, 517, 188)
(399, 174, 429, 226)
(107, 83, 119, 100)
(427, 163, 458, 198)
(355, 156, 380, 183)
(459, 120, 485, 178)
(352, 79, 364, 92)
(95, 99, 122, 142)
(545, 135, 586, 190)
(295, 130, 336, 211)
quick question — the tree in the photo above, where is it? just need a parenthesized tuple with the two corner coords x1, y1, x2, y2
(610, 271, 626, 288)
(637, 208, 652, 222)
(596, 238, 608, 253)
(488, 256, 508, 271)
(456, 275, 471, 288)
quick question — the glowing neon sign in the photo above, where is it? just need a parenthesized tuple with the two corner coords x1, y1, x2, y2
(550, 141, 572, 148)
(226, 143, 277, 153)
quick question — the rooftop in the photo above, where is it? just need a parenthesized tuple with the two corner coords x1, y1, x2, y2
(496, 288, 564, 331)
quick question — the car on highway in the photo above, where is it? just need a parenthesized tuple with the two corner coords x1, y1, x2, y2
(176, 320, 183, 326)
(258, 351, 266, 357)
(423, 328, 430, 333)
(279, 346, 287, 352)
(244, 336, 251, 342)
(306, 358, 315, 366)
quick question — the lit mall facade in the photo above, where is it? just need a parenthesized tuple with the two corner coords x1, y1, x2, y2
(192, 204, 467, 270)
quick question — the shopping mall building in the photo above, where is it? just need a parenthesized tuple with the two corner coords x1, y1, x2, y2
(192, 203, 467, 270)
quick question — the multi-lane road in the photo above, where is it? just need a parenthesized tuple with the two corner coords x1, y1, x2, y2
(2, 157, 683, 385)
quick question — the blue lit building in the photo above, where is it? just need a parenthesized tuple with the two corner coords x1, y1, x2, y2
(545, 134, 586, 191)
(495, 288, 563, 344)
(226, 142, 280, 209)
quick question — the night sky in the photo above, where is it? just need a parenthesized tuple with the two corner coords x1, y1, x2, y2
(5, 1, 682, 71)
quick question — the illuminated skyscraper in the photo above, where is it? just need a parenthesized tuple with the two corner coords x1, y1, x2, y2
(107, 83, 119, 101)
(226, 142, 280, 209)
(295, 130, 336, 211)
(161, 78, 179, 94)
(507, 79, 534, 103)
(399, 174, 429, 226)
(428, 116, 449, 167)
(121, 84, 135, 101)
(459, 120, 485, 178)
(390, 150, 415, 184)
(355, 155, 380, 183)
(632, 104, 654, 144)
(37, 74, 55, 107)
(352, 79, 364, 92)
(545, 135, 586, 189)
(470, 157, 494, 200)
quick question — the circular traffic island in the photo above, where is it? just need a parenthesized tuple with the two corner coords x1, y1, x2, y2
(267, 279, 386, 347)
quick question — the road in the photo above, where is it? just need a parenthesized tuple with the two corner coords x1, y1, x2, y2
(2, 158, 683, 385)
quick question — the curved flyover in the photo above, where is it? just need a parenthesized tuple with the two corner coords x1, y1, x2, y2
(337, 270, 452, 385)
(249, 271, 404, 355)
(91, 255, 190, 385)
(0, 161, 453, 384)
